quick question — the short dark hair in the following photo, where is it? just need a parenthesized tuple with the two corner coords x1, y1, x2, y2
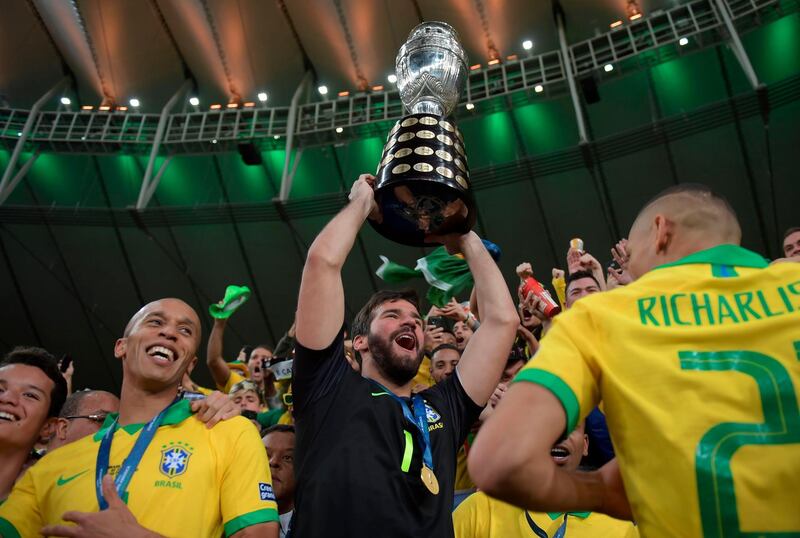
(431, 344, 460, 358)
(783, 227, 800, 241)
(352, 289, 421, 338)
(566, 270, 601, 291)
(263, 424, 295, 436)
(240, 345, 254, 359)
(250, 345, 272, 358)
(0, 346, 67, 417)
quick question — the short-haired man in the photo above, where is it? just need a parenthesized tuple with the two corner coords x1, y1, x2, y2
(292, 174, 518, 537)
(430, 344, 461, 384)
(46, 390, 120, 452)
(470, 184, 800, 537)
(782, 226, 800, 258)
(262, 425, 296, 538)
(0, 347, 67, 501)
(0, 298, 279, 537)
(564, 270, 602, 309)
(454, 423, 638, 538)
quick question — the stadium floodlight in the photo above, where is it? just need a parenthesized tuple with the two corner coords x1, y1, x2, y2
(129, 98, 140, 107)
(257, 92, 268, 102)
(318, 85, 328, 95)
(522, 39, 533, 51)
(604, 64, 614, 72)
(189, 97, 200, 106)
(60, 97, 71, 105)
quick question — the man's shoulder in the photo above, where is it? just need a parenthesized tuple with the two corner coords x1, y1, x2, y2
(39, 435, 98, 473)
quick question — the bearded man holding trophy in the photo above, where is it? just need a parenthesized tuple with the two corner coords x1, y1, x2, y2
(291, 22, 518, 538)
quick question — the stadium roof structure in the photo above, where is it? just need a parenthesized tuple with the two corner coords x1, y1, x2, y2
(0, 0, 798, 391)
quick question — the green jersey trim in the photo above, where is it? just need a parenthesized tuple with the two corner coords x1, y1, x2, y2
(223, 507, 279, 537)
(93, 399, 193, 441)
(654, 244, 768, 271)
(547, 511, 591, 520)
(513, 369, 580, 434)
(0, 517, 20, 538)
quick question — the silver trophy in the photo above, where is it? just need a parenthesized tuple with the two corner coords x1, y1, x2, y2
(370, 22, 475, 246)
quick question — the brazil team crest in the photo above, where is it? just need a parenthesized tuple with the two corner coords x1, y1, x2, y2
(424, 402, 441, 423)
(159, 441, 193, 478)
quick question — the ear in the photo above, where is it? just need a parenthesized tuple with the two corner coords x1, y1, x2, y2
(114, 338, 127, 360)
(188, 356, 198, 375)
(38, 417, 60, 444)
(54, 417, 69, 441)
(353, 334, 368, 353)
(582, 434, 589, 457)
(653, 214, 674, 254)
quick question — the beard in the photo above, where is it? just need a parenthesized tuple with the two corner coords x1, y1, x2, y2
(367, 329, 424, 386)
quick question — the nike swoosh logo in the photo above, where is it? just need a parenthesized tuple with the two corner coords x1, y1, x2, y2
(370, 392, 389, 397)
(56, 470, 88, 486)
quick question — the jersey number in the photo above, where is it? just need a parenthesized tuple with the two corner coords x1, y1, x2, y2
(679, 350, 800, 537)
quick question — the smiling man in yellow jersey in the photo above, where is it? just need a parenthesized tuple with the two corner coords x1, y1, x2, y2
(469, 184, 800, 537)
(0, 298, 278, 538)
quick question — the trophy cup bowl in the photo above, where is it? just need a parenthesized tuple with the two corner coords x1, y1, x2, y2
(369, 22, 476, 247)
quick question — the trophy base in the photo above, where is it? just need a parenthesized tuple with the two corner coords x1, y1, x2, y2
(369, 178, 476, 247)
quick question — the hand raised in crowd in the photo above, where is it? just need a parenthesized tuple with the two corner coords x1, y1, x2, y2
(424, 325, 446, 353)
(349, 173, 380, 221)
(566, 247, 583, 275)
(439, 297, 468, 322)
(552, 267, 565, 281)
(578, 252, 607, 291)
(190, 391, 241, 429)
(516, 262, 533, 280)
(516, 324, 539, 355)
(611, 239, 630, 270)
(41, 475, 163, 538)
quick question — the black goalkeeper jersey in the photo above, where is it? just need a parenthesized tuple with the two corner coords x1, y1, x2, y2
(291, 329, 482, 537)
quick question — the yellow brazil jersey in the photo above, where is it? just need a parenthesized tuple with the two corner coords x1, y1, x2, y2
(412, 355, 435, 390)
(0, 399, 278, 538)
(453, 491, 638, 537)
(515, 245, 800, 537)
(221, 369, 247, 393)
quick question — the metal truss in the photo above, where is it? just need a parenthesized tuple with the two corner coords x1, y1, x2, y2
(0, 0, 791, 158)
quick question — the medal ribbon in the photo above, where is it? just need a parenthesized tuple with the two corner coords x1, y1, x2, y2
(95, 398, 178, 510)
(371, 380, 434, 473)
(525, 512, 568, 538)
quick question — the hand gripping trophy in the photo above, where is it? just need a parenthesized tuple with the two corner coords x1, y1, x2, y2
(369, 22, 476, 246)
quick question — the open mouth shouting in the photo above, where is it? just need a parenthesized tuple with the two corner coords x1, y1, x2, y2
(550, 445, 571, 466)
(146, 344, 177, 365)
(393, 331, 418, 352)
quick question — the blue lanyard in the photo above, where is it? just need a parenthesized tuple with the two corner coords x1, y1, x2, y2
(371, 380, 434, 472)
(95, 398, 177, 510)
(525, 512, 568, 538)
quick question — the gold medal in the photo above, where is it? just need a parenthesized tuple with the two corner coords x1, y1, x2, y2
(420, 465, 440, 495)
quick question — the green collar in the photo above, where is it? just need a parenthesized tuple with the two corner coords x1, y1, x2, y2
(654, 244, 768, 271)
(547, 511, 591, 520)
(93, 399, 192, 441)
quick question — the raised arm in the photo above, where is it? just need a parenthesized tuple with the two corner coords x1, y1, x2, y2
(452, 232, 519, 405)
(296, 174, 377, 350)
(206, 318, 232, 389)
